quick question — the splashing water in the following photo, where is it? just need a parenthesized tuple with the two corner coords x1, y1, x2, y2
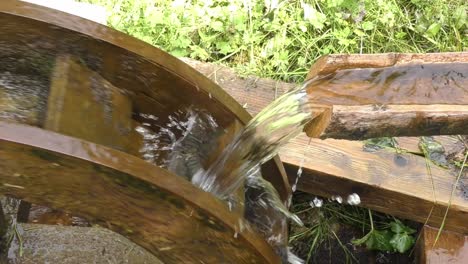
(136, 78, 317, 263)
(192, 79, 314, 197)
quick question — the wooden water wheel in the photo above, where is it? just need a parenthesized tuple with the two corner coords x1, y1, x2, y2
(0, 1, 291, 263)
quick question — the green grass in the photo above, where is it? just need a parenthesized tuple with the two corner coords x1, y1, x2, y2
(289, 194, 418, 263)
(80, 0, 466, 82)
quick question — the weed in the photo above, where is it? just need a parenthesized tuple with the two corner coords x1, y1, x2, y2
(434, 150, 468, 245)
(79, 0, 467, 82)
(290, 193, 418, 262)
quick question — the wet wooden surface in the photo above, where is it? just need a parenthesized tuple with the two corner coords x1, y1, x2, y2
(183, 58, 468, 234)
(0, 0, 288, 211)
(304, 53, 468, 139)
(282, 136, 468, 234)
(307, 52, 468, 79)
(0, 121, 279, 264)
(416, 226, 468, 263)
(317, 104, 468, 139)
(46, 55, 141, 154)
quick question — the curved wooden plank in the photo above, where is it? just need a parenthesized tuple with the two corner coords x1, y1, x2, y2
(0, 121, 280, 263)
(0, 0, 250, 124)
(0, 0, 288, 207)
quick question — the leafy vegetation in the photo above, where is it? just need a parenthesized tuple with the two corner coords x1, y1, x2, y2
(290, 195, 419, 263)
(80, 0, 466, 82)
(352, 211, 416, 253)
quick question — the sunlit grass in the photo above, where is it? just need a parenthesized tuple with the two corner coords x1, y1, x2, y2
(79, 0, 466, 82)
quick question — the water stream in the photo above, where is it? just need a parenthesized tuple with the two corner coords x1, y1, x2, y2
(191, 80, 316, 224)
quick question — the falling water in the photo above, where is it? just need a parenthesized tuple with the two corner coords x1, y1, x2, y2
(192, 79, 317, 223)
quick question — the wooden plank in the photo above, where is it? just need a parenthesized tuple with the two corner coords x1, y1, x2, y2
(182, 58, 468, 234)
(416, 225, 468, 263)
(46, 55, 141, 154)
(304, 53, 468, 139)
(281, 135, 468, 234)
(0, 121, 280, 264)
(310, 104, 468, 140)
(307, 52, 468, 79)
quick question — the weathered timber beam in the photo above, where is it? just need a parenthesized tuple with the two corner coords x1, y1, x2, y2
(304, 52, 468, 140)
(281, 135, 468, 234)
(307, 52, 468, 79)
(0, 121, 279, 264)
(305, 104, 468, 140)
(416, 225, 468, 263)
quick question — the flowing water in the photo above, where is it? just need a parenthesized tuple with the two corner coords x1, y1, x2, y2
(192, 79, 315, 214)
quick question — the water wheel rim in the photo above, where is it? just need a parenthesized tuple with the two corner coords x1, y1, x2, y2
(0, 121, 280, 263)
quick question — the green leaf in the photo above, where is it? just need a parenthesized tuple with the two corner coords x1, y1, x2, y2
(426, 23, 441, 37)
(304, 5, 327, 30)
(361, 21, 374, 31)
(363, 137, 396, 152)
(211, 20, 224, 31)
(452, 6, 467, 29)
(352, 231, 372, 246)
(390, 220, 416, 234)
(395, 31, 406, 39)
(170, 48, 189, 57)
(216, 41, 233, 54)
(390, 233, 415, 253)
(365, 230, 394, 251)
(353, 230, 393, 252)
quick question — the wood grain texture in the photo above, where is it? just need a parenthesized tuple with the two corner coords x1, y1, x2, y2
(305, 53, 468, 139)
(307, 52, 468, 79)
(312, 104, 468, 139)
(281, 135, 468, 234)
(416, 226, 468, 263)
(0, 121, 280, 264)
(46, 55, 141, 154)
(0, 1, 289, 207)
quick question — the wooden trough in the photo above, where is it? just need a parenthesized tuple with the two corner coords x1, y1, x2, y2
(0, 1, 290, 263)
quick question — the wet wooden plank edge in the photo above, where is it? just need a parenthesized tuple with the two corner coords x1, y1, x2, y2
(0, 121, 280, 263)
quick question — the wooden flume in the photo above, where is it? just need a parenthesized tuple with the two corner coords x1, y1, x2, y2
(304, 53, 468, 139)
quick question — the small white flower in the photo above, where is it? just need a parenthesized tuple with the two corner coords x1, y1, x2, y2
(302, 3, 312, 20)
(311, 197, 323, 208)
(347, 193, 361, 205)
(332, 195, 343, 204)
